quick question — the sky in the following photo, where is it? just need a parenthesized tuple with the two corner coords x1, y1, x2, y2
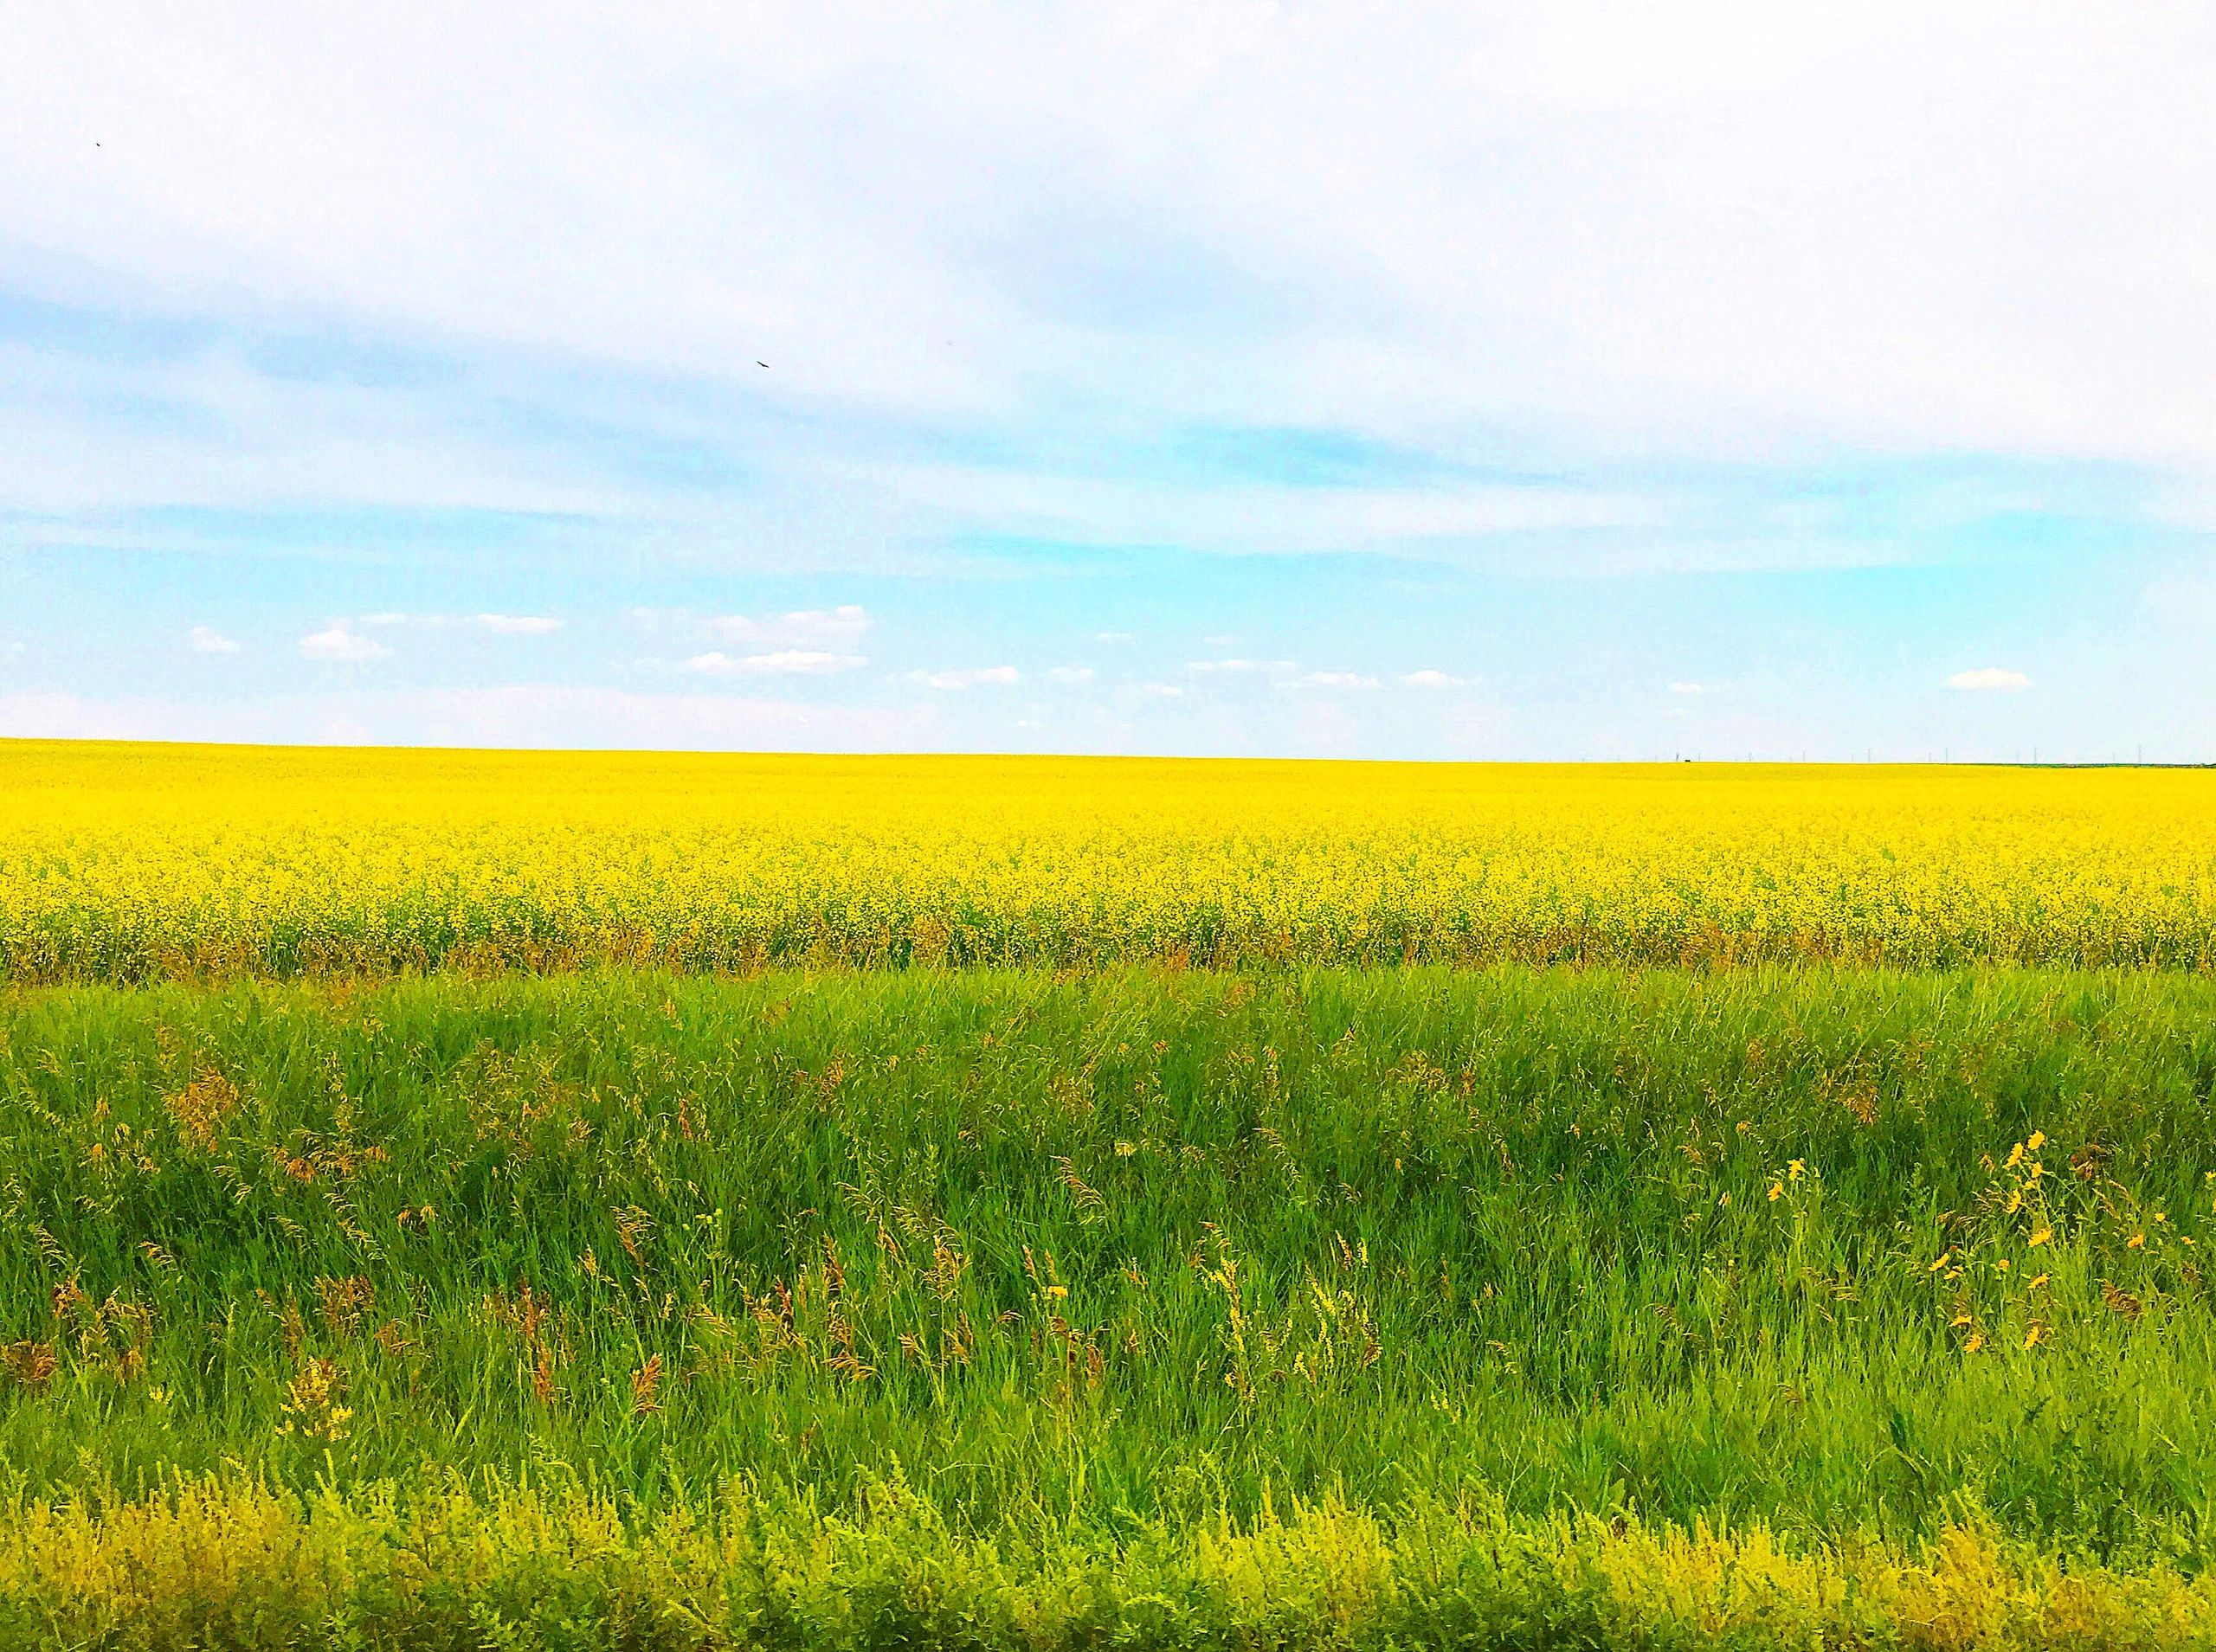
(1, 3, 2211, 761)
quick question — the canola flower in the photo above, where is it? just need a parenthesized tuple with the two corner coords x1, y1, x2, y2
(3, 739, 2213, 980)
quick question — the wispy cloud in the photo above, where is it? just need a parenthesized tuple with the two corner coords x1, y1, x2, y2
(1186, 659, 1296, 676)
(1946, 667, 2032, 691)
(9, 7, 2209, 480)
(303, 612, 560, 636)
(477, 614, 563, 634)
(298, 623, 390, 662)
(1047, 665, 1096, 684)
(1401, 669, 1469, 689)
(1668, 681, 1717, 697)
(189, 625, 241, 655)
(712, 605, 870, 646)
(1304, 671, 1380, 690)
(906, 665, 1021, 691)
(685, 648, 865, 676)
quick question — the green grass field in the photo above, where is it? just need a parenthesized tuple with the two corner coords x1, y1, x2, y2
(4, 966, 2215, 1645)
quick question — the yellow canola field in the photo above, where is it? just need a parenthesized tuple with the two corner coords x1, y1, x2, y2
(3, 739, 2213, 980)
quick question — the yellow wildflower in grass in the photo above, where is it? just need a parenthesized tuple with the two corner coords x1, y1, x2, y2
(278, 1355, 351, 1441)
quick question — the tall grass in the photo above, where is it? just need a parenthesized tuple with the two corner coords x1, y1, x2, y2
(4, 967, 2213, 1576)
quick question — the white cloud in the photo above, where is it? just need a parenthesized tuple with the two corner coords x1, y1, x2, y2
(1946, 667, 2032, 691)
(1668, 681, 1716, 696)
(10, 6, 2209, 473)
(1401, 669, 1468, 688)
(477, 614, 563, 634)
(1186, 658, 1295, 675)
(685, 648, 865, 675)
(1137, 682, 1186, 699)
(906, 665, 1020, 690)
(1304, 671, 1380, 690)
(712, 605, 870, 646)
(189, 625, 240, 654)
(1095, 632, 1136, 645)
(861, 461, 1657, 561)
(1047, 665, 1095, 684)
(299, 623, 390, 662)
(358, 612, 409, 627)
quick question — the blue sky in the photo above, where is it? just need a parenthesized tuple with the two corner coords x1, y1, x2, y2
(2, 4, 2211, 760)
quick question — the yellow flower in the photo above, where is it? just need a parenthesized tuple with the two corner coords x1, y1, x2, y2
(7, 749, 2214, 980)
